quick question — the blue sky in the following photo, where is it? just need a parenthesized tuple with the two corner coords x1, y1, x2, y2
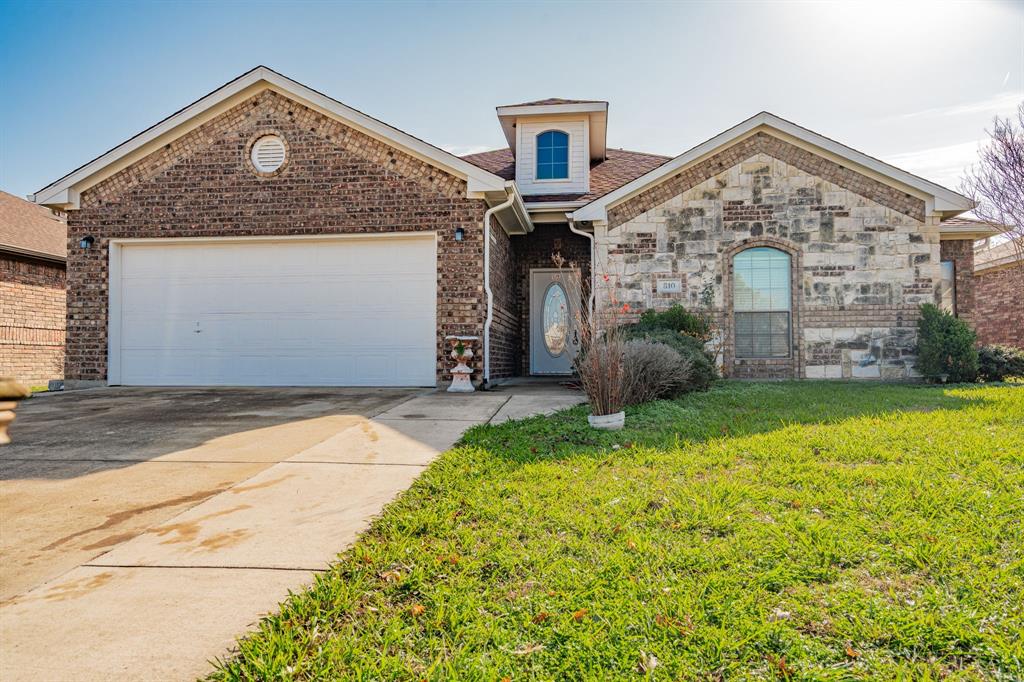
(1, 0, 1022, 199)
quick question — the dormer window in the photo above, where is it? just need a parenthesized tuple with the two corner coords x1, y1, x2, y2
(536, 130, 569, 180)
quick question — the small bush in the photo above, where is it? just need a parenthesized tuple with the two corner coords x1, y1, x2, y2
(978, 344, 1024, 382)
(636, 305, 711, 340)
(914, 303, 979, 382)
(623, 327, 718, 391)
(574, 334, 628, 416)
(622, 340, 693, 406)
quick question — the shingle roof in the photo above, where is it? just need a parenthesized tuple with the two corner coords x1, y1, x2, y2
(0, 191, 66, 261)
(500, 98, 607, 108)
(461, 148, 671, 204)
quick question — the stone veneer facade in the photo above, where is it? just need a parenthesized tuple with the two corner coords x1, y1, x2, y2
(65, 89, 511, 384)
(0, 255, 66, 386)
(597, 145, 959, 379)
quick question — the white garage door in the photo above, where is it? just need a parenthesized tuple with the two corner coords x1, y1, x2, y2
(110, 235, 437, 386)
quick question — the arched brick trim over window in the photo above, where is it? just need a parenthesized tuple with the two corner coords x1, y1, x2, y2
(721, 236, 804, 379)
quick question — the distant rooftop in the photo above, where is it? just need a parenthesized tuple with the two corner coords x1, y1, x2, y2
(0, 190, 66, 261)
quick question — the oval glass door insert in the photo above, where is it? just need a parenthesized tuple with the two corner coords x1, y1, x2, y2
(542, 282, 569, 356)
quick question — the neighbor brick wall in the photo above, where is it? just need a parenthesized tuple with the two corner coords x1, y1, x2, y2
(600, 151, 938, 380)
(0, 254, 66, 386)
(940, 239, 975, 326)
(513, 224, 591, 375)
(973, 265, 1024, 347)
(66, 89, 489, 384)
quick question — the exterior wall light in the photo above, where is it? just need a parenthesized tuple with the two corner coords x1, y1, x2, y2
(79, 235, 95, 250)
(454, 227, 465, 242)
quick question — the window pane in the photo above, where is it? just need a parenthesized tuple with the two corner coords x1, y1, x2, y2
(735, 336, 753, 357)
(536, 131, 569, 180)
(771, 312, 789, 333)
(752, 313, 770, 333)
(770, 334, 790, 356)
(735, 313, 752, 333)
(752, 335, 771, 357)
(733, 247, 790, 313)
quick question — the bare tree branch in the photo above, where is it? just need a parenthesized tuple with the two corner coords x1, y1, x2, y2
(961, 101, 1024, 278)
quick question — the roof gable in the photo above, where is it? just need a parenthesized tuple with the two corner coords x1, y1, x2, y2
(573, 112, 974, 224)
(33, 66, 508, 209)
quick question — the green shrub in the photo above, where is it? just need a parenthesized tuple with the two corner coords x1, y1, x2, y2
(636, 305, 711, 340)
(978, 344, 1024, 382)
(914, 303, 978, 382)
(622, 327, 718, 391)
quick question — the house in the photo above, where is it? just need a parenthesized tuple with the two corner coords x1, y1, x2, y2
(973, 233, 1023, 347)
(32, 66, 985, 388)
(0, 191, 67, 387)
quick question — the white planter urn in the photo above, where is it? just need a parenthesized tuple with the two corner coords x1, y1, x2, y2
(445, 335, 478, 393)
(588, 411, 625, 431)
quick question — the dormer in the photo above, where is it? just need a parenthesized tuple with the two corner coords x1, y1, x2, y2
(496, 98, 608, 197)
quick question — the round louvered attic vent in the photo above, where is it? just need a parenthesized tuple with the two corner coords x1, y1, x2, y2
(250, 135, 287, 173)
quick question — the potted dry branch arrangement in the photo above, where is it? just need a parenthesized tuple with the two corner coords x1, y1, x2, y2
(552, 254, 631, 431)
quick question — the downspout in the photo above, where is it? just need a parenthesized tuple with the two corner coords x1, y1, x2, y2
(482, 185, 516, 386)
(567, 216, 595, 323)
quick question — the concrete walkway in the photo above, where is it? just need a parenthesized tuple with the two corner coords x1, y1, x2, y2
(0, 383, 582, 681)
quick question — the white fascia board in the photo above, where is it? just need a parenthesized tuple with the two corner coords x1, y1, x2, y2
(572, 112, 974, 223)
(938, 224, 1001, 240)
(524, 200, 589, 211)
(34, 66, 506, 209)
(496, 102, 607, 118)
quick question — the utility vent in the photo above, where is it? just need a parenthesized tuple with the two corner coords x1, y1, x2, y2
(251, 135, 286, 173)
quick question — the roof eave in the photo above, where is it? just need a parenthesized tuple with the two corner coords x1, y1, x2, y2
(0, 244, 67, 264)
(33, 66, 507, 210)
(572, 111, 975, 224)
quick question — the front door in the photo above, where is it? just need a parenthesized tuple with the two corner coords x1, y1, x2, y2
(530, 269, 579, 375)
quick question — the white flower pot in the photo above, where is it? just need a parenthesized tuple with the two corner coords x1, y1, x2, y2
(588, 411, 625, 431)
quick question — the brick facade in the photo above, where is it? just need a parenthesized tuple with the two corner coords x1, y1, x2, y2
(0, 255, 66, 386)
(66, 90, 490, 384)
(973, 264, 1024, 347)
(489, 217, 519, 380)
(599, 150, 940, 379)
(940, 239, 976, 326)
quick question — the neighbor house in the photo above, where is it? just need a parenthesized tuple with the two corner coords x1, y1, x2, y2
(973, 232, 1023, 347)
(0, 191, 67, 387)
(31, 66, 986, 388)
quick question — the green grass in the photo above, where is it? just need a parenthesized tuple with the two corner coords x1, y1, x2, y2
(212, 382, 1024, 680)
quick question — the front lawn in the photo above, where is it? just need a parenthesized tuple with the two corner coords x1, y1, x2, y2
(213, 382, 1024, 680)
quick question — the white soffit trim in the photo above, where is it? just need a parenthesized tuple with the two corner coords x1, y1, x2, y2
(33, 66, 507, 208)
(572, 111, 974, 223)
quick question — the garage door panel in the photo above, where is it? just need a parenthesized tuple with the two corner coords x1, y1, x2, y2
(115, 237, 437, 386)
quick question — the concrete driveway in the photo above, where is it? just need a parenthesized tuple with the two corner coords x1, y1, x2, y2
(0, 382, 582, 681)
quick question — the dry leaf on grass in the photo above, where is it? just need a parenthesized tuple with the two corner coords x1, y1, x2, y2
(513, 643, 544, 655)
